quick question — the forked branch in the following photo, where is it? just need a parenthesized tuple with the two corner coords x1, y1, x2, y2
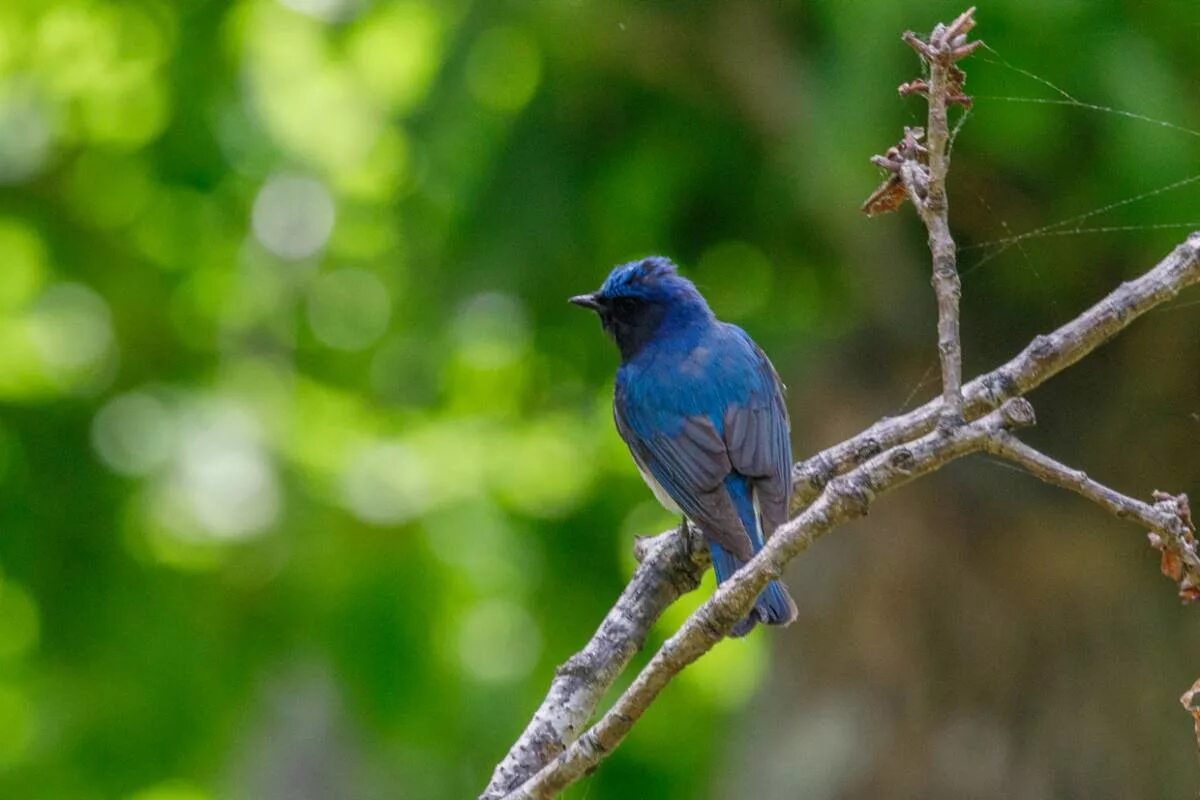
(505, 400, 1035, 800)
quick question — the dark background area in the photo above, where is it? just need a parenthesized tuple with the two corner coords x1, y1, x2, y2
(0, 0, 1197, 798)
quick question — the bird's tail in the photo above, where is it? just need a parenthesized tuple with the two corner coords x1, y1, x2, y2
(712, 475, 798, 637)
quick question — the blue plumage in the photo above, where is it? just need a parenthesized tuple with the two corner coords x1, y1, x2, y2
(571, 256, 797, 636)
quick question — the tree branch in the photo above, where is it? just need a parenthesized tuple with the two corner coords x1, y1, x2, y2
(479, 524, 708, 800)
(900, 8, 978, 424)
(792, 230, 1200, 506)
(984, 433, 1200, 601)
(505, 400, 1035, 800)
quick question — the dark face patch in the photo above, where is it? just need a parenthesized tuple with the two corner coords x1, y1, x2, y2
(598, 295, 668, 362)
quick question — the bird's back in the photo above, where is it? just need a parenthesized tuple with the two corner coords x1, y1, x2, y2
(617, 322, 772, 431)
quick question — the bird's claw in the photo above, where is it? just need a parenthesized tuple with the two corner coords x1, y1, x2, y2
(677, 517, 692, 558)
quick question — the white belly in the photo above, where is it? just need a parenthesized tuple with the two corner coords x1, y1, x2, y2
(635, 463, 682, 513)
(635, 464, 766, 543)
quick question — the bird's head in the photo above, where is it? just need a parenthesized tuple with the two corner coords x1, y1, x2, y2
(570, 256, 711, 361)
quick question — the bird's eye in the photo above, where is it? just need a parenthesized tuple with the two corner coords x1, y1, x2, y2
(614, 297, 640, 315)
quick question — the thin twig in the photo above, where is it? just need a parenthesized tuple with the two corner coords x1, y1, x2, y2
(985, 432, 1199, 599)
(900, 9, 978, 425)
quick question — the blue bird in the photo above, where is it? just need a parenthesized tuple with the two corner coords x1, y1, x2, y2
(571, 256, 797, 636)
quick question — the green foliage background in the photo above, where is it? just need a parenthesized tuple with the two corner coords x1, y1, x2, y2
(0, 0, 1197, 798)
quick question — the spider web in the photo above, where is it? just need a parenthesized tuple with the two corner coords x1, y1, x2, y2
(896, 42, 1200, 411)
(958, 43, 1200, 276)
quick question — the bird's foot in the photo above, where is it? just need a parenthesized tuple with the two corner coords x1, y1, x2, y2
(677, 517, 692, 557)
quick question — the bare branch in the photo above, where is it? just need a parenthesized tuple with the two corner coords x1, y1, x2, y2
(792, 232, 1200, 506)
(504, 400, 1036, 799)
(479, 524, 708, 800)
(900, 7, 979, 424)
(984, 433, 1200, 601)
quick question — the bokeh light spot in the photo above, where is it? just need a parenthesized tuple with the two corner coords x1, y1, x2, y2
(348, 2, 443, 113)
(456, 599, 541, 683)
(453, 292, 530, 369)
(340, 440, 431, 525)
(276, 0, 363, 24)
(489, 419, 596, 518)
(27, 283, 115, 384)
(465, 27, 541, 113)
(0, 220, 47, 310)
(306, 268, 391, 350)
(91, 391, 175, 477)
(239, 4, 384, 174)
(770, 692, 886, 797)
(251, 173, 335, 260)
(0, 81, 53, 184)
(154, 403, 280, 541)
(35, 2, 119, 95)
(80, 74, 170, 148)
(423, 503, 533, 593)
(332, 127, 411, 201)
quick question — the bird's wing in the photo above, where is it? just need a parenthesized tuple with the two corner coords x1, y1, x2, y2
(614, 387, 754, 561)
(721, 326, 793, 536)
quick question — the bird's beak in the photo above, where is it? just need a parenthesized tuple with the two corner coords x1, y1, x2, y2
(569, 293, 604, 312)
